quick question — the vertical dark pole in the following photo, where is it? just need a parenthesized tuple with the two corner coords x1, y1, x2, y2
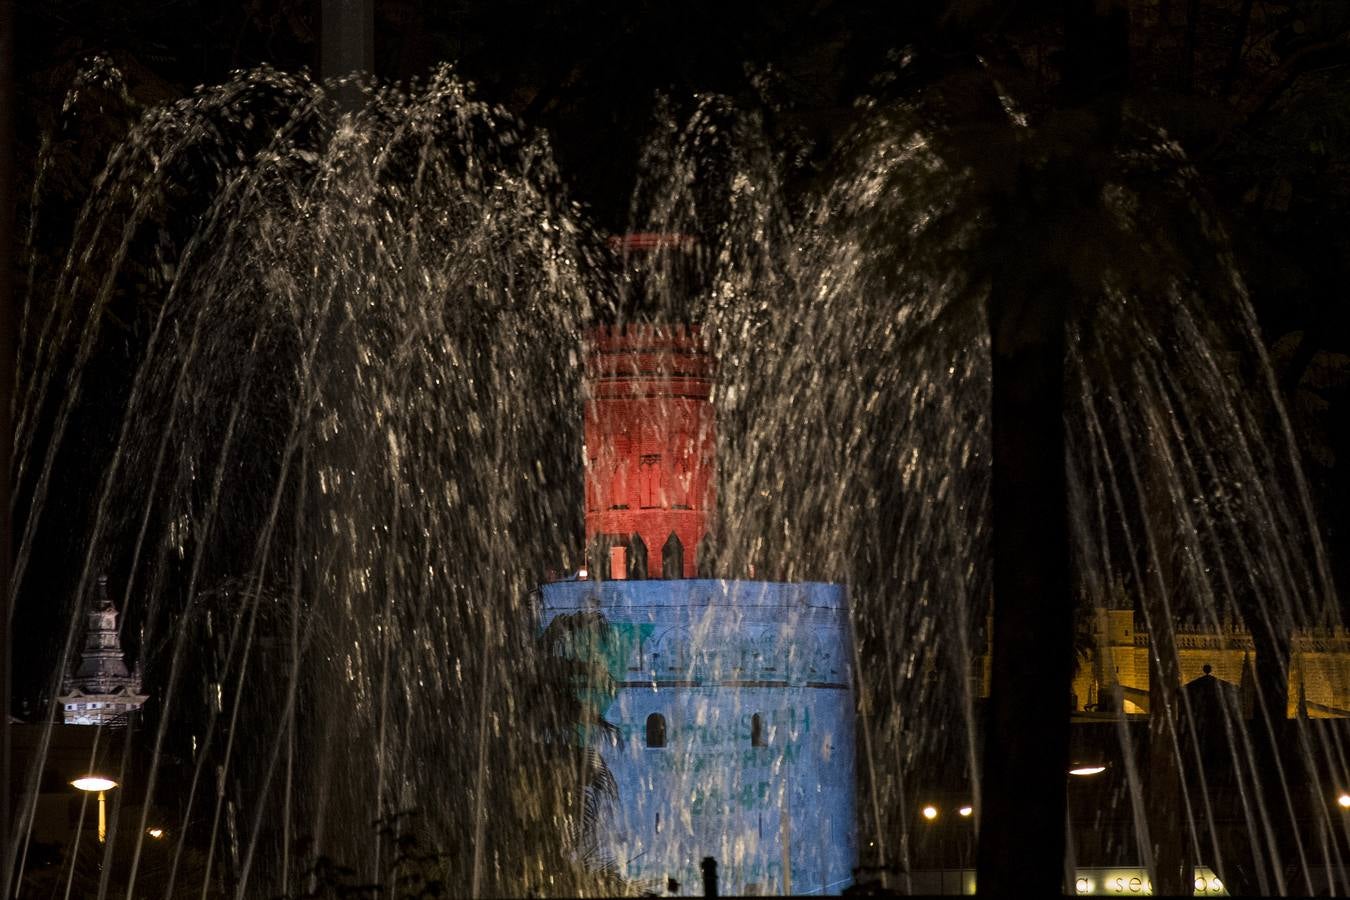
(0, 0, 15, 892)
(700, 856, 718, 898)
(1142, 456, 1189, 897)
(976, 263, 1072, 896)
(1146, 614, 1188, 894)
(321, 0, 374, 111)
(318, 4, 371, 888)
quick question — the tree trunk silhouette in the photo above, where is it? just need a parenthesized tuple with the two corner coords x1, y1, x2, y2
(977, 5, 1129, 894)
(977, 246, 1071, 898)
(0, 0, 14, 889)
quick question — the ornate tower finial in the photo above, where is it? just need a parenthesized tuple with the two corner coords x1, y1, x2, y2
(55, 574, 148, 725)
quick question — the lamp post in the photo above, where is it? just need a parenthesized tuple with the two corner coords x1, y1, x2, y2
(71, 776, 118, 843)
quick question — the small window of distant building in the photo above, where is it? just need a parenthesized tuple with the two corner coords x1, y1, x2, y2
(646, 713, 667, 748)
(751, 713, 766, 747)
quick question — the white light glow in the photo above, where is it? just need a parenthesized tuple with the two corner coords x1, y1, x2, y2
(71, 777, 117, 792)
(147, 828, 165, 839)
(921, 805, 938, 821)
(1338, 793, 1350, 808)
(1068, 765, 1107, 777)
(958, 805, 973, 817)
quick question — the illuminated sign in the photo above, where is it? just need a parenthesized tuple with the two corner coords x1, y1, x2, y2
(1075, 868, 1225, 895)
(918, 867, 1226, 896)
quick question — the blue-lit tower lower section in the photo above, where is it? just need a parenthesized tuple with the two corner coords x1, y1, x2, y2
(541, 578, 857, 895)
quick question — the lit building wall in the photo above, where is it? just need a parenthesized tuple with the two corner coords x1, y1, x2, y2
(541, 578, 858, 895)
(1067, 609, 1350, 718)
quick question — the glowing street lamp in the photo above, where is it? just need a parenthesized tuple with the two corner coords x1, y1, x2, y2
(71, 776, 118, 842)
(921, 805, 939, 821)
(1068, 764, 1107, 777)
(958, 805, 974, 817)
(1337, 793, 1350, 809)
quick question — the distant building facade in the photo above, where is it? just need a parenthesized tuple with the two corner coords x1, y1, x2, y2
(56, 575, 147, 725)
(1056, 608, 1350, 718)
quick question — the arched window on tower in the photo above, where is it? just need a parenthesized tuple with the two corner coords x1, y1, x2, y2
(628, 534, 648, 579)
(662, 532, 684, 579)
(588, 538, 610, 581)
(646, 713, 667, 748)
(696, 532, 716, 578)
(751, 713, 767, 747)
(639, 454, 662, 508)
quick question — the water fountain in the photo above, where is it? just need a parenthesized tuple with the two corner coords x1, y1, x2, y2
(8, 53, 1346, 898)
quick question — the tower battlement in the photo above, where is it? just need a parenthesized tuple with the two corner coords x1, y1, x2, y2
(587, 321, 700, 347)
(584, 323, 713, 386)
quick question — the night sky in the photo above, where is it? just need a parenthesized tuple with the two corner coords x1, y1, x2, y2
(11, 0, 1350, 699)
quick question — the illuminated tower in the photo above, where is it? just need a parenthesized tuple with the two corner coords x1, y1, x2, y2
(56, 575, 147, 726)
(541, 236, 857, 895)
(584, 320, 715, 580)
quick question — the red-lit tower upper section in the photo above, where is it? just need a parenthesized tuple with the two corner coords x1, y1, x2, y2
(583, 235, 714, 580)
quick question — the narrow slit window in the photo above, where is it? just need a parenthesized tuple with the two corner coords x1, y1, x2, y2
(751, 713, 766, 747)
(646, 713, 667, 748)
